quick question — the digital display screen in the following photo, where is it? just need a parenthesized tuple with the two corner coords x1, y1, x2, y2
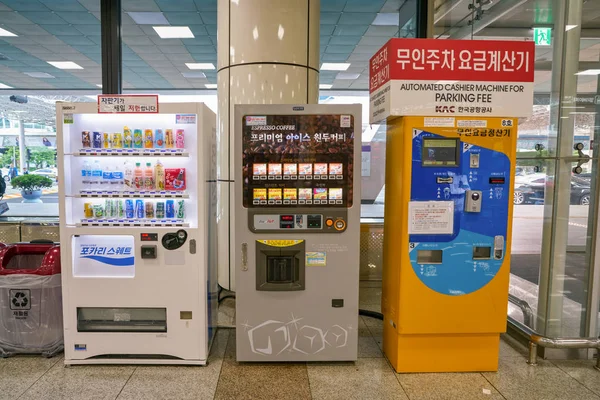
(299, 188, 312, 200)
(281, 215, 294, 221)
(329, 188, 343, 200)
(313, 188, 328, 200)
(253, 163, 267, 176)
(283, 188, 297, 200)
(268, 188, 282, 200)
(329, 163, 343, 175)
(140, 233, 158, 241)
(268, 163, 282, 175)
(422, 138, 459, 167)
(314, 163, 328, 175)
(283, 163, 297, 175)
(298, 163, 312, 175)
(253, 188, 267, 200)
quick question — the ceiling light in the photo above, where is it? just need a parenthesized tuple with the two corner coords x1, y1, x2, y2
(24, 72, 55, 78)
(181, 72, 206, 78)
(205, 84, 217, 89)
(0, 28, 17, 37)
(153, 26, 194, 39)
(185, 63, 215, 70)
(321, 63, 350, 71)
(372, 13, 399, 26)
(128, 12, 169, 25)
(575, 69, 600, 76)
(96, 84, 102, 88)
(0, 83, 13, 89)
(336, 72, 360, 80)
(47, 61, 83, 69)
(566, 25, 577, 31)
(319, 84, 333, 89)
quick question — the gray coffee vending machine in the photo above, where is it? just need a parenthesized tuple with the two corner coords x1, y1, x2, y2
(234, 104, 361, 362)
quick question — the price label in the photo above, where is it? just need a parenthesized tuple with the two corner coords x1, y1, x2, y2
(98, 95, 159, 114)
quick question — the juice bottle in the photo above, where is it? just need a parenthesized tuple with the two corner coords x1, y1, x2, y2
(123, 126, 133, 148)
(154, 129, 165, 148)
(165, 129, 174, 148)
(123, 160, 133, 189)
(133, 129, 143, 148)
(134, 162, 144, 190)
(112, 132, 123, 149)
(103, 132, 111, 149)
(144, 129, 154, 148)
(144, 162, 154, 190)
(155, 160, 165, 190)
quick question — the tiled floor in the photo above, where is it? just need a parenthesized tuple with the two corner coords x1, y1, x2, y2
(1, 287, 599, 400)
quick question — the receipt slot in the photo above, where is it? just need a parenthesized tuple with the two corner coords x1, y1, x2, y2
(234, 105, 361, 362)
(381, 117, 517, 372)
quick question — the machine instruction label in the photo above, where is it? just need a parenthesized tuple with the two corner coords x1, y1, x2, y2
(408, 201, 454, 235)
(306, 252, 327, 267)
(98, 95, 158, 114)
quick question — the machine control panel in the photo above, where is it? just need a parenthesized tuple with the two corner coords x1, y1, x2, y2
(249, 209, 348, 233)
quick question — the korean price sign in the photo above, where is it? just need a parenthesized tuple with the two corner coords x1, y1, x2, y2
(98, 95, 159, 114)
(369, 39, 535, 123)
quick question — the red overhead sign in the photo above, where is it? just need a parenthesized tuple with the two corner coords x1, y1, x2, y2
(369, 39, 536, 122)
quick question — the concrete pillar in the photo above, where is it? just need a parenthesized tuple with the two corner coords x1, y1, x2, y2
(216, 0, 320, 290)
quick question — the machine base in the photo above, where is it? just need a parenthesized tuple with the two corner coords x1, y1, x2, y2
(64, 358, 207, 366)
(384, 331, 500, 373)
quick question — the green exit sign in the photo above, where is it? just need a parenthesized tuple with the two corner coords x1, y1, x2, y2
(534, 27, 552, 46)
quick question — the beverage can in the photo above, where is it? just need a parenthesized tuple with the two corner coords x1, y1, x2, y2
(144, 129, 154, 148)
(145, 202, 155, 219)
(166, 200, 175, 218)
(82, 131, 91, 148)
(112, 132, 123, 148)
(156, 202, 165, 219)
(93, 204, 104, 218)
(133, 129, 143, 148)
(175, 129, 185, 149)
(104, 199, 114, 217)
(103, 133, 111, 149)
(176, 200, 185, 219)
(165, 129, 174, 148)
(135, 199, 145, 219)
(84, 202, 93, 218)
(123, 127, 133, 148)
(125, 199, 134, 218)
(155, 129, 165, 148)
(93, 132, 102, 148)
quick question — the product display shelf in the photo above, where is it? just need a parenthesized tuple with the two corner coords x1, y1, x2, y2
(69, 149, 189, 157)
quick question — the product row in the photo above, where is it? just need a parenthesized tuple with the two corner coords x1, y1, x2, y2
(252, 187, 344, 205)
(81, 127, 185, 150)
(252, 162, 344, 180)
(80, 160, 186, 192)
(83, 199, 185, 221)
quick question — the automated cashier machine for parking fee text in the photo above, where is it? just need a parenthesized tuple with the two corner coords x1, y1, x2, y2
(370, 39, 535, 372)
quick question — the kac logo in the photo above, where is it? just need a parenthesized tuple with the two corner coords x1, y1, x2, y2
(435, 105, 455, 113)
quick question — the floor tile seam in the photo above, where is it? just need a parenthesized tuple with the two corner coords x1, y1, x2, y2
(549, 360, 600, 397)
(304, 361, 314, 400)
(212, 333, 235, 400)
(479, 371, 509, 400)
(386, 360, 411, 399)
(15, 356, 63, 400)
(114, 366, 138, 399)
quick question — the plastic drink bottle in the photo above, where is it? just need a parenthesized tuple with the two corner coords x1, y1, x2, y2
(145, 202, 154, 219)
(91, 160, 102, 190)
(176, 200, 185, 219)
(123, 161, 133, 189)
(144, 162, 154, 190)
(134, 162, 144, 190)
(101, 163, 111, 191)
(154, 129, 165, 148)
(81, 160, 91, 189)
(156, 202, 165, 219)
(112, 165, 124, 191)
(155, 160, 165, 190)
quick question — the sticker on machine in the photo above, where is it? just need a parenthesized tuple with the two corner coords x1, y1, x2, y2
(340, 115, 351, 128)
(245, 116, 267, 126)
(457, 120, 487, 128)
(423, 117, 455, 127)
(408, 201, 454, 235)
(306, 252, 326, 267)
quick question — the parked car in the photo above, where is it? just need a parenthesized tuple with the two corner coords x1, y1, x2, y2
(30, 168, 58, 181)
(514, 175, 591, 205)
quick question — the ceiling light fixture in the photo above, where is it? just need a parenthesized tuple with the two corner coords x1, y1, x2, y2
(153, 26, 195, 39)
(321, 63, 351, 71)
(336, 72, 360, 80)
(47, 61, 84, 69)
(96, 84, 102, 88)
(319, 84, 333, 89)
(181, 72, 206, 78)
(185, 63, 215, 70)
(0, 28, 17, 37)
(372, 13, 400, 26)
(575, 69, 600, 75)
(127, 12, 169, 25)
(24, 72, 55, 78)
(565, 25, 578, 31)
(205, 84, 217, 89)
(0, 83, 13, 89)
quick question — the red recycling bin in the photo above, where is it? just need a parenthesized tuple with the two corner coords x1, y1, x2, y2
(0, 243, 63, 357)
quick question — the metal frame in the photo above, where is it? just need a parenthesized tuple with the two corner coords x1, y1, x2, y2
(100, 0, 122, 94)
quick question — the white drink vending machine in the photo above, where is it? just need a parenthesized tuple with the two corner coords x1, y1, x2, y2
(56, 101, 217, 365)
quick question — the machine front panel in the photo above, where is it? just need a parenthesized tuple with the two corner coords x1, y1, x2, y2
(235, 105, 361, 362)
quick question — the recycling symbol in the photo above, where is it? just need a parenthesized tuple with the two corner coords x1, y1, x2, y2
(9, 289, 31, 310)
